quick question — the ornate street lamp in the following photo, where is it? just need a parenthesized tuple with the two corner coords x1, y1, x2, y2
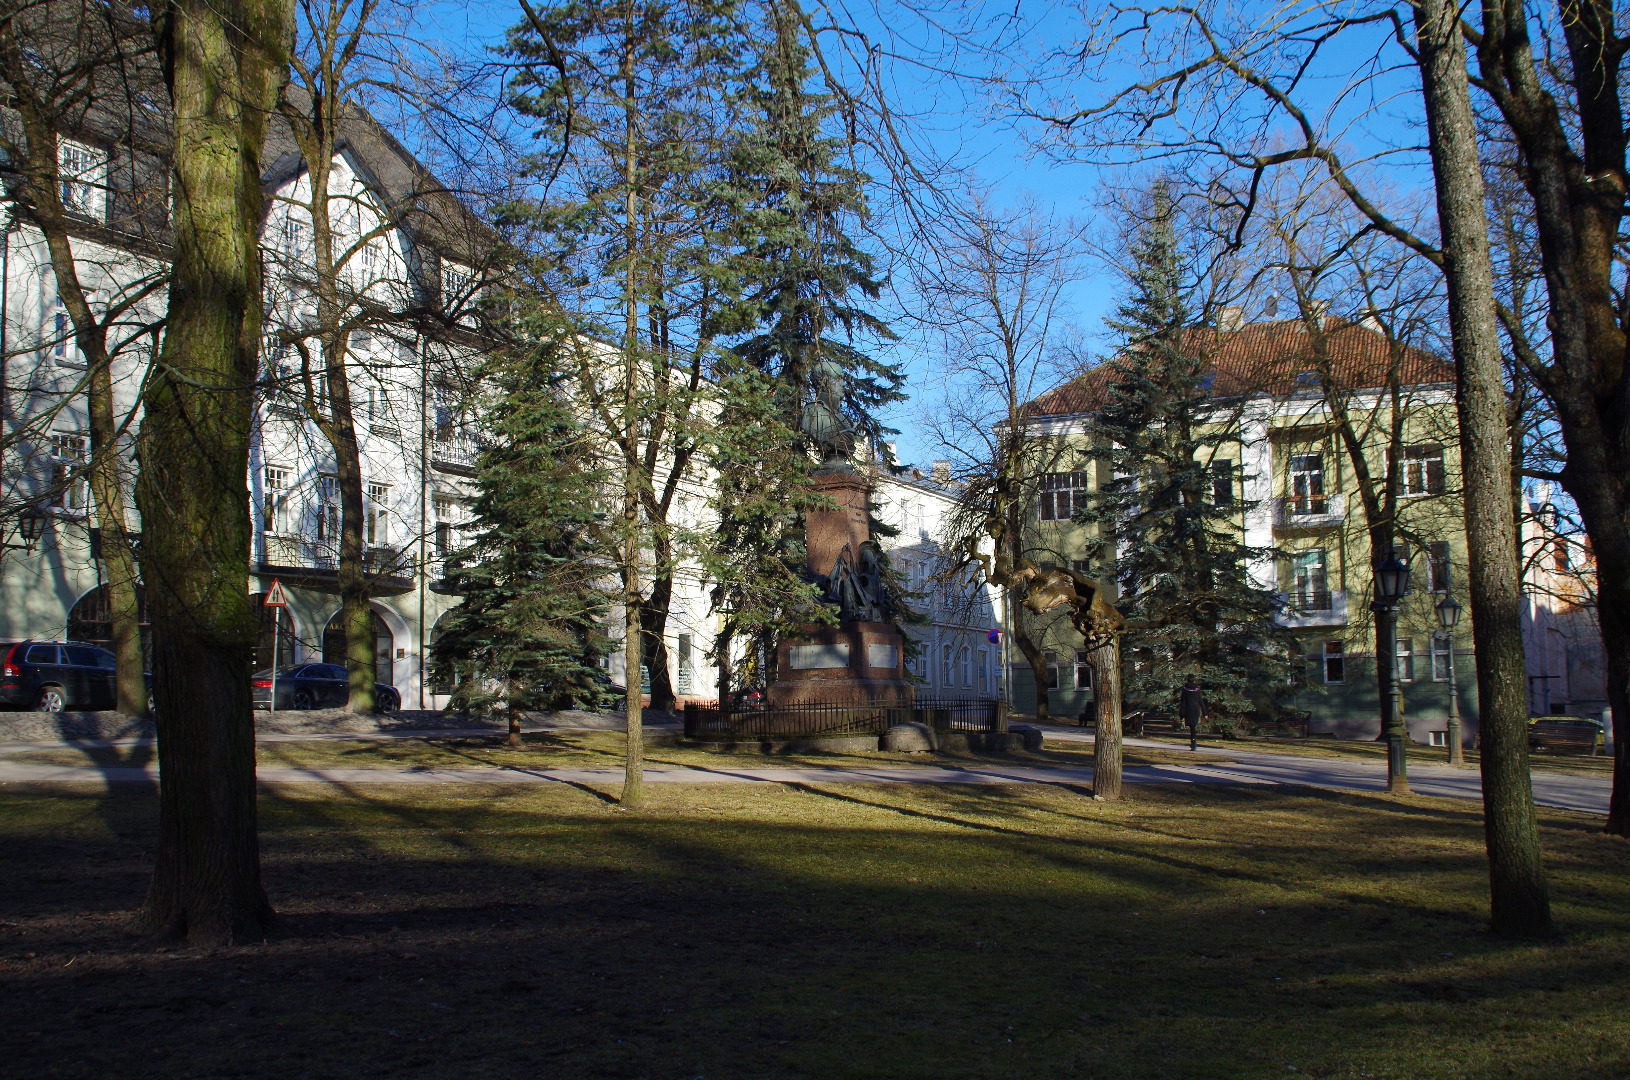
(17, 507, 47, 552)
(1372, 550, 1411, 793)
(1436, 594, 1464, 765)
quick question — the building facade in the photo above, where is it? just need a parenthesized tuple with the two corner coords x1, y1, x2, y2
(871, 459, 1001, 701)
(1520, 482, 1610, 726)
(1009, 316, 1481, 744)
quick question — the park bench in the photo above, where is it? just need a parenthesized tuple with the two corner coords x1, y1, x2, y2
(1527, 718, 1604, 756)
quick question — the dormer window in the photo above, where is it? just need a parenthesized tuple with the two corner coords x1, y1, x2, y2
(59, 140, 104, 220)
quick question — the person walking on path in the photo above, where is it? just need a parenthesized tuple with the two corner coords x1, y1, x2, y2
(1179, 677, 1208, 752)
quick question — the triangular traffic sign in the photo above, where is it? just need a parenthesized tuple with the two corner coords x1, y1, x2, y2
(264, 578, 289, 607)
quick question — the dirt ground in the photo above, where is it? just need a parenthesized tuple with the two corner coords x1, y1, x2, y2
(2, 776, 1626, 1080)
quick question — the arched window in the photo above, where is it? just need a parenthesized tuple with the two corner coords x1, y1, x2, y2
(68, 585, 151, 667)
(323, 609, 393, 687)
(250, 592, 297, 672)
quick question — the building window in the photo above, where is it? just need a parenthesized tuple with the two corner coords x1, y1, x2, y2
(1210, 460, 1235, 506)
(977, 648, 989, 695)
(360, 239, 379, 271)
(59, 141, 103, 218)
(677, 633, 694, 695)
(1292, 549, 1330, 610)
(50, 294, 83, 365)
(47, 432, 89, 510)
(1402, 444, 1446, 495)
(1428, 541, 1452, 593)
(366, 483, 390, 545)
(1396, 637, 1415, 683)
(314, 475, 339, 548)
(433, 497, 459, 559)
(1553, 540, 1569, 572)
(1288, 454, 1326, 515)
(958, 646, 972, 688)
(1322, 641, 1345, 684)
(282, 214, 306, 253)
(262, 466, 290, 533)
(1043, 649, 1059, 690)
(941, 643, 954, 686)
(1432, 634, 1452, 682)
(1074, 649, 1095, 690)
(1038, 472, 1090, 522)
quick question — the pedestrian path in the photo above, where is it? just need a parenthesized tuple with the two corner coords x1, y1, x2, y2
(0, 727, 1609, 816)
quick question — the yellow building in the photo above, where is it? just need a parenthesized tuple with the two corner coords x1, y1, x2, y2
(1012, 315, 1478, 745)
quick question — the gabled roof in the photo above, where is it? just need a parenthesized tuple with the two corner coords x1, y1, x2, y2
(262, 89, 497, 267)
(1024, 317, 1455, 418)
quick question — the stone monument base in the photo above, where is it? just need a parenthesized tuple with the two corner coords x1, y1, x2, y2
(766, 621, 915, 707)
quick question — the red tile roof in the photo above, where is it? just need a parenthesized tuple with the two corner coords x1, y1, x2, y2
(1024, 318, 1454, 417)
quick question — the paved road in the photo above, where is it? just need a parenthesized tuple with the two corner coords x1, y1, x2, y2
(0, 728, 1608, 816)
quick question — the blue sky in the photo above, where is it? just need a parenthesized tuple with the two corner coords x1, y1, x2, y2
(402, 0, 1437, 468)
(403, 0, 1126, 466)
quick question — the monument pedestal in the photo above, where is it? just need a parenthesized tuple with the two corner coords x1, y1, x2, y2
(766, 620, 913, 707)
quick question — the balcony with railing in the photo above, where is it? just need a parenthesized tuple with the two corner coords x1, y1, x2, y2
(1273, 491, 1346, 530)
(430, 428, 489, 474)
(258, 534, 417, 595)
(1276, 588, 1349, 628)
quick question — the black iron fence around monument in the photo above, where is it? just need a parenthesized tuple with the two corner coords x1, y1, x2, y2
(682, 699, 1006, 741)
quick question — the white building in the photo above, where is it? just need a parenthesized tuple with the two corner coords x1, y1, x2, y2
(871, 456, 1001, 701)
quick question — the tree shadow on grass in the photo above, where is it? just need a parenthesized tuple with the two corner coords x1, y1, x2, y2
(3, 784, 1628, 1080)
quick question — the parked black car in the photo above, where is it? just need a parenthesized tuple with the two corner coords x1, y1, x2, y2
(252, 664, 400, 712)
(0, 639, 127, 712)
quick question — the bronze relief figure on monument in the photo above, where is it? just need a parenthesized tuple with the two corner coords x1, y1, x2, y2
(766, 358, 913, 707)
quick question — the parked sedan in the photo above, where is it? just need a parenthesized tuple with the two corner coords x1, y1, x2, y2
(251, 664, 399, 713)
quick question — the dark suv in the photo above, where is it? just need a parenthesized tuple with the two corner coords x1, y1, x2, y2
(0, 640, 123, 712)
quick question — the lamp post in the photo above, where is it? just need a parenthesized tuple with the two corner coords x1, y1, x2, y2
(1436, 593, 1464, 765)
(1372, 550, 1411, 794)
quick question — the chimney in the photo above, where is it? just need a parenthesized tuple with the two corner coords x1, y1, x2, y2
(883, 440, 899, 464)
(931, 460, 951, 484)
(1218, 306, 1246, 332)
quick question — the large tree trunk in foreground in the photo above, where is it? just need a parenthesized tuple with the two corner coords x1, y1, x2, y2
(135, 0, 291, 946)
(1088, 637, 1122, 801)
(1416, 0, 1551, 935)
(1468, 0, 1630, 837)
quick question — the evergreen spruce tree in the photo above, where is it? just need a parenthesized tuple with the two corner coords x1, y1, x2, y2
(715, 0, 903, 437)
(699, 0, 912, 685)
(1078, 189, 1297, 729)
(430, 341, 612, 747)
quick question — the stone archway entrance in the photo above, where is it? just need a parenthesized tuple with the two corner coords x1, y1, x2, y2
(323, 609, 392, 687)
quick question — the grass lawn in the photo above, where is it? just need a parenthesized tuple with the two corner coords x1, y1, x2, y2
(0, 778, 1624, 1080)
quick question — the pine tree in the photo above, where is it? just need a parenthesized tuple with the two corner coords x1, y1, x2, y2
(1079, 188, 1298, 729)
(430, 339, 612, 747)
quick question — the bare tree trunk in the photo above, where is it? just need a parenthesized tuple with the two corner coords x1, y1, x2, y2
(327, 387, 375, 713)
(136, 0, 291, 946)
(1012, 627, 1052, 721)
(641, 553, 677, 712)
(1088, 637, 1122, 800)
(1416, 0, 1551, 935)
